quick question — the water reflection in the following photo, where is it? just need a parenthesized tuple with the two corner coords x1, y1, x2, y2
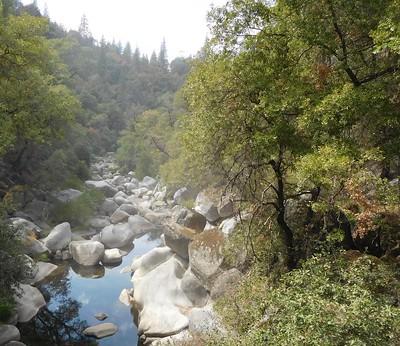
(70, 262, 105, 279)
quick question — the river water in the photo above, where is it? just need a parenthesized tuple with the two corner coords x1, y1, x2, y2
(18, 232, 162, 346)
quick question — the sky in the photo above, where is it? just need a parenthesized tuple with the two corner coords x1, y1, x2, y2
(21, 0, 227, 60)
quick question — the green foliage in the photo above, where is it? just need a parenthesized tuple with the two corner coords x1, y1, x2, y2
(51, 189, 104, 228)
(213, 253, 400, 346)
(0, 205, 29, 322)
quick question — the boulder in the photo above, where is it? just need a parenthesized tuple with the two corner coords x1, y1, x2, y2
(53, 189, 82, 203)
(29, 262, 58, 284)
(69, 240, 105, 266)
(139, 176, 157, 190)
(128, 215, 159, 237)
(10, 218, 42, 238)
(102, 248, 123, 265)
(110, 209, 130, 224)
(181, 268, 209, 307)
(194, 191, 220, 223)
(14, 284, 46, 322)
(42, 222, 71, 252)
(164, 223, 197, 260)
(173, 187, 192, 205)
(83, 323, 118, 339)
(188, 305, 222, 334)
(89, 217, 111, 230)
(95, 312, 108, 321)
(85, 180, 118, 197)
(219, 217, 238, 236)
(210, 268, 242, 300)
(70, 262, 105, 279)
(0, 325, 20, 345)
(131, 247, 174, 276)
(112, 175, 126, 186)
(24, 238, 48, 256)
(100, 224, 135, 248)
(143, 210, 170, 225)
(100, 198, 120, 216)
(4, 342, 26, 346)
(114, 196, 129, 206)
(118, 204, 137, 215)
(119, 288, 134, 306)
(182, 210, 206, 233)
(132, 248, 192, 337)
(22, 200, 50, 225)
(125, 182, 138, 192)
(189, 230, 225, 289)
(217, 196, 234, 219)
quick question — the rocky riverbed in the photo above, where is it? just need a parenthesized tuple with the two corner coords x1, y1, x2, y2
(3, 153, 243, 345)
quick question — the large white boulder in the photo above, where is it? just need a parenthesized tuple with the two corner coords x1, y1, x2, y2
(0, 325, 20, 345)
(194, 191, 220, 223)
(69, 240, 105, 266)
(85, 180, 118, 197)
(99, 223, 135, 248)
(131, 247, 192, 337)
(42, 222, 71, 252)
(29, 262, 58, 284)
(14, 284, 46, 323)
(83, 323, 118, 339)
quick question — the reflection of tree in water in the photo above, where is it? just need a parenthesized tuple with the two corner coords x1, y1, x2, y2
(19, 264, 98, 346)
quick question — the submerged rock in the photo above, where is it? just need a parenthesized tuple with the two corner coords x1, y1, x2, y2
(83, 323, 118, 339)
(94, 312, 108, 321)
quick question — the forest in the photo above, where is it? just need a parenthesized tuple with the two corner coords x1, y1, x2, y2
(0, 0, 399, 345)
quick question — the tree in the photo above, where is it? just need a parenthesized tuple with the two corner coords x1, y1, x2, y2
(158, 38, 168, 70)
(78, 14, 91, 39)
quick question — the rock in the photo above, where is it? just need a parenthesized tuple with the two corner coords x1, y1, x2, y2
(4, 342, 26, 346)
(182, 210, 206, 233)
(83, 323, 118, 339)
(89, 217, 111, 230)
(217, 196, 234, 219)
(119, 288, 133, 306)
(25, 239, 49, 256)
(139, 176, 157, 190)
(125, 182, 138, 192)
(69, 241, 105, 266)
(0, 325, 20, 345)
(112, 175, 126, 186)
(128, 215, 159, 237)
(132, 187, 149, 198)
(110, 209, 130, 224)
(42, 222, 71, 252)
(132, 248, 192, 337)
(194, 191, 220, 223)
(85, 180, 118, 197)
(173, 187, 192, 205)
(164, 223, 197, 260)
(131, 247, 174, 275)
(29, 262, 58, 284)
(100, 223, 135, 248)
(219, 217, 238, 236)
(62, 250, 72, 260)
(143, 210, 170, 225)
(10, 218, 42, 238)
(53, 189, 82, 203)
(22, 200, 50, 225)
(188, 305, 222, 334)
(189, 230, 225, 289)
(100, 199, 119, 216)
(70, 262, 105, 279)
(95, 312, 108, 321)
(14, 284, 46, 322)
(181, 268, 209, 307)
(102, 248, 123, 265)
(211, 268, 242, 299)
(118, 204, 137, 215)
(114, 196, 129, 206)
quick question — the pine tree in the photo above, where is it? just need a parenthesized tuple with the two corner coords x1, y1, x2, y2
(158, 38, 168, 70)
(123, 42, 132, 61)
(78, 14, 91, 39)
(150, 51, 158, 66)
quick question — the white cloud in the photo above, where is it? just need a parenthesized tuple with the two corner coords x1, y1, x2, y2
(21, 0, 227, 59)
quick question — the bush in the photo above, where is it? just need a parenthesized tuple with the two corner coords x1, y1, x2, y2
(212, 252, 400, 346)
(51, 189, 104, 228)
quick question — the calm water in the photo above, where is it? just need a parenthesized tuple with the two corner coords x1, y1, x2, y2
(19, 232, 162, 346)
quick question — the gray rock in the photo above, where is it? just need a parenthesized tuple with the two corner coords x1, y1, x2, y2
(29, 262, 58, 284)
(14, 284, 46, 322)
(143, 210, 170, 225)
(10, 218, 42, 238)
(100, 224, 135, 248)
(218, 217, 238, 236)
(110, 209, 130, 224)
(83, 323, 118, 339)
(139, 176, 157, 190)
(173, 187, 192, 205)
(42, 222, 71, 252)
(189, 230, 225, 289)
(102, 248, 123, 265)
(69, 240, 105, 266)
(100, 199, 119, 216)
(0, 325, 20, 345)
(217, 196, 234, 219)
(118, 204, 137, 215)
(182, 210, 206, 233)
(194, 191, 220, 223)
(112, 175, 126, 186)
(53, 189, 82, 203)
(95, 312, 108, 321)
(211, 268, 242, 299)
(188, 306, 222, 334)
(114, 196, 129, 206)
(5, 342, 26, 346)
(89, 217, 111, 230)
(128, 215, 159, 237)
(181, 268, 209, 307)
(22, 200, 50, 224)
(85, 180, 118, 197)
(164, 223, 196, 260)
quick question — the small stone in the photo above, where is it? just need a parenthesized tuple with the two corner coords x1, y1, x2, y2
(94, 312, 108, 321)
